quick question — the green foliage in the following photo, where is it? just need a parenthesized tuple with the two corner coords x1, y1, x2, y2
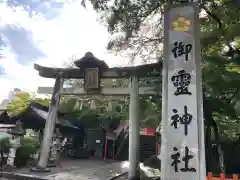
(7, 92, 31, 116)
(64, 109, 102, 128)
(0, 136, 10, 146)
(14, 136, 40, 168)
(0, 136, 10, 153)
(34, 98, 50, 107)
(59, 97, 78, 113)
(7, 92, 51, 116)
(61, 95, 160, 128)
(20, 136, 40, 154)
(0, 136, 10, 166)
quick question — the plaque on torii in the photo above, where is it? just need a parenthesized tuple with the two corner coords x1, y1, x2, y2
(74, 52, 108, 94)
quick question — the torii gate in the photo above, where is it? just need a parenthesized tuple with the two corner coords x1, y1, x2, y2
(31, 52, 161, 180)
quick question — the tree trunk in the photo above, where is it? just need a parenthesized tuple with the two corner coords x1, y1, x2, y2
(204, 99, 225, 172)
(205, 124, 212, 172)
(211, 117, 225, 173)
(0, 149, 3, 166)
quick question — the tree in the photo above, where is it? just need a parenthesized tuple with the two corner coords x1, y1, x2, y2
(7, 92, 50, 116)
(7, 92, 31, 116)
(84, 0, 240, 172)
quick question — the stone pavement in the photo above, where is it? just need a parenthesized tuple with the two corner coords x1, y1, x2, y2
(46, 160, 129, 180)
(0, 159, 128, 180)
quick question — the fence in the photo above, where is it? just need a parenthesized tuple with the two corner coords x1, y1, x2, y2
(207, 172, 239, 180)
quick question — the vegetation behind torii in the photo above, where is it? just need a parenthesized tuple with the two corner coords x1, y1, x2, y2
(6, 89, 160, 128)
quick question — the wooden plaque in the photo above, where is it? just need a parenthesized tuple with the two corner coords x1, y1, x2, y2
(84, 68, 99, 90)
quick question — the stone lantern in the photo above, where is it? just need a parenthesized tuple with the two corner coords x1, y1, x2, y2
(90, 99, 96, 110)
(48, 128, 62, 167)
(106, 101, 113, 111)
(7, 121, 25, 167)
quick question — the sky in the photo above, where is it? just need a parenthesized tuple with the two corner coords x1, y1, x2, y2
(0, 0, 130, 102)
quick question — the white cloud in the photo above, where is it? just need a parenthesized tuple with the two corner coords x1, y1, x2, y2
(0, 1, 129, 102)
(0, 76, 14, 100)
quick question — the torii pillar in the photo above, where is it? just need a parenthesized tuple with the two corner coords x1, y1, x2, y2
(31, 75, 63, 172)
(128, 75, 140, 180)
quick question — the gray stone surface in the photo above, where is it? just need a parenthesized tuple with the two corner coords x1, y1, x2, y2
(46, 161, 129, 180)
(1, 159, 127, 180)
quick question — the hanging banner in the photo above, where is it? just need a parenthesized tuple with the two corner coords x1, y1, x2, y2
(161, 3, 206, 180)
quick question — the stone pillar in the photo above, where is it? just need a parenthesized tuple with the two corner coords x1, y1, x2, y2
(48, 128, 62, 167)
(31, 75, 63, 172)
(32, 130, 41, 161)
(7, 136, 20, 167)
(32, 150, 40, 161)
(128, 75, 140, 180)
(7, 121, 25, 168)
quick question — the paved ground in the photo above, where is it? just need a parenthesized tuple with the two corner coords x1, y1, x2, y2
(46, 160, 129, 180)
(0, 159, 128, 180)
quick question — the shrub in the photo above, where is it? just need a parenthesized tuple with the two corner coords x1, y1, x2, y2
(0, 136, 10, 166)
(14, 136, 40, 167)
